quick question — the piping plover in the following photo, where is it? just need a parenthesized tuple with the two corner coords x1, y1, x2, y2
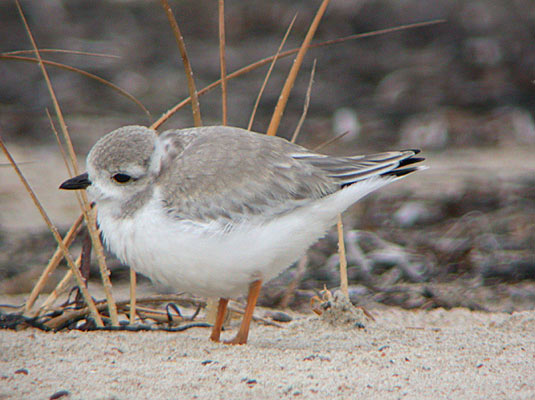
(60, 125, 425, 344)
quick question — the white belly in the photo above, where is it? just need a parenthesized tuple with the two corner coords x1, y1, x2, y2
(97, 177, 390, 298)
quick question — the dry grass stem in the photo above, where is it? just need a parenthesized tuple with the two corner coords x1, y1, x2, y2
(0, 55, 150, 118)
(135, 310, 175, 324)
(47, 109, 73, 177)
(205, 298, 219, 325)
(44, 299, 113, 330)
(47, 111, 88, 226)
(131, 305, 170, 315)
(15, 0, 77, 174)
(160, 0, 202, 127)
(0, 137, 103, 326)
(86, 207, 119, 326)
(36, 212, 85, 312)
(227, 302, 284, 328)
(123, 294, 201, 307)
(307, 19, 445, 50)
(291, 59, 316, 143)
(40, 294, 282, 331)
(312, 130, 350, 151)
(337, 214, 349, 298)
(39, 268, 73, 312)
(44, 310, 87, 330)
(46, 110, 85, 209)
(2, 49, 120, 58)
(25, 213, 84, 312)
(16, 0, 118, 326)
(280, 255, 308, 309)
(151, 19, 444, 130)
(218, 0, 228, 125)
(41, 295, 195, 330)
(266, 0, 331, 136)
(131, 305, 183, 324)
(129, 269, 137, 325)
(247, 14, 297, 131)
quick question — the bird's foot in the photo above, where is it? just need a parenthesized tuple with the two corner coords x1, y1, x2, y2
(223, 333, 247, 345)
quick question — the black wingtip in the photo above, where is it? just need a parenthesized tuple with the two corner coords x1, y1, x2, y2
(401, 148, 421, 154)
(398, 156, 425, 168)
(384, 166, 419, 177)
(381, 151, 426, 178)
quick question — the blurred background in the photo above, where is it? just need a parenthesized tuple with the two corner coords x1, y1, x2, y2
(1, 0, 534, 312)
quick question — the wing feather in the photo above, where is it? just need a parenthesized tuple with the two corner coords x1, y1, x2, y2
(155, 126, 423, 223)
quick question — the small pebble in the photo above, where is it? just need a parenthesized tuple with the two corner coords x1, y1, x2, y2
(14, 368, 28, 375)
(266, 311, 292, 323)
(50, 390, 70, 400)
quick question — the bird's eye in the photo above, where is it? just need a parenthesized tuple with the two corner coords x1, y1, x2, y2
(112, 173, 131, 183)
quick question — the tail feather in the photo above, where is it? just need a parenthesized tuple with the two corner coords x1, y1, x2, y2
(337, 150, 425, 187)
(293, 148, 426, 191)
(381, 166, 421, 178)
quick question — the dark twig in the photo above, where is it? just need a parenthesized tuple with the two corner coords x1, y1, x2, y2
(165, 303, 183, 326)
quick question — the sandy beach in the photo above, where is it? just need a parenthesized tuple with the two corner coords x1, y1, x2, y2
(2, 306, 534, 399)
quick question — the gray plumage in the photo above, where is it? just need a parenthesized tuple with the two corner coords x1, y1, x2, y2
(86, 125, 423, 223)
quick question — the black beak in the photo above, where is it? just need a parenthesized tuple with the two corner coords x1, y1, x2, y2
(60, 172, 91, 190)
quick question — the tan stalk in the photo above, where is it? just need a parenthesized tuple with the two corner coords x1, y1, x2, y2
(151, 19, 444, 130)
(25, 213, 84, 312)
(0, 137, 103, 326)
(160, 0, 202, 127)
(130, 305, 171, 316)
(205, 298, 219, 326)
(0, 54, 150, 118)
(129, 269, 137, 325)
(45, 299, 114, 330)
(291, 59, 316, 143)
(218, 0, 228, 125)
(248, 14, 297, 131)
(15, 0, 119, 326)
(45, 295, 282, 330)
(86, 206, 120, 325)
(337, 214, 348, 298)
(266, 0, 331, 136)
(3, 49, 120, 58)
(32, 109, 88, 313)
(280, 255, 308, 309)
(47, 109, 73, 177)
(47, 109, 85, 208)
(14, 2, 94, 174)
(39, 268, 73, 312)
(133, 309, 176, 324)
(37, 214, 84, 308)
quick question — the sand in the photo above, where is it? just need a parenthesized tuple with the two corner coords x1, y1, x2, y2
(2, 307, 534, 399)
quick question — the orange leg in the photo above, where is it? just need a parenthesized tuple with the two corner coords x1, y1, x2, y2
(224, 279, 262, 345)
(210, 298, 229, 342)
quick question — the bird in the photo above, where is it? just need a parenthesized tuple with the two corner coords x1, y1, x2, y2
(60, 125, 425, 344)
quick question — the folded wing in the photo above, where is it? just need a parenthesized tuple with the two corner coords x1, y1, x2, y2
(156, 126, 424, 224)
